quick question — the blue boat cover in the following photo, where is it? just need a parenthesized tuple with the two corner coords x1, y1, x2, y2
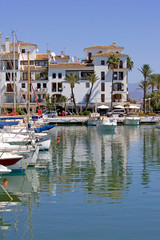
(34, 124, 56, 133)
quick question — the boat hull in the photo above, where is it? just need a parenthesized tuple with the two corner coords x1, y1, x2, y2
(124, 117, 140, 125)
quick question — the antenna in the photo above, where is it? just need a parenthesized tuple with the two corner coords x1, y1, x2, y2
(64, 46, 66, 54)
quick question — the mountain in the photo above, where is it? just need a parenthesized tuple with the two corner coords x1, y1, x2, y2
(128, 83, 143, 103)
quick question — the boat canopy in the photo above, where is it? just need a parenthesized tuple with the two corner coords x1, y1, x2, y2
(97, 105, 109, 109)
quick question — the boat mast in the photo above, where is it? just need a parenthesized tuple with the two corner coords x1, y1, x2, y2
(12, 31, 16, 110)
(27, 51, 30, 126)
(0, 32, 2, 114)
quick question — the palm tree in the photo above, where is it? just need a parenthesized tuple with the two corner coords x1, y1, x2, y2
(107, 55, 120, 110)
(138, 64, 152, 112)
(156, 74, 160, 90)
(127, 57, 134, 71)
(58, 95, 72, 115)
(85, 73, 99, 111)
(64, 73, 80, 114)
(149, 74, 157, 93)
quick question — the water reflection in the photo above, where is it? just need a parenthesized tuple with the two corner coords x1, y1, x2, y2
(1, 125, 160, 239)
(0, 169, 40, 239)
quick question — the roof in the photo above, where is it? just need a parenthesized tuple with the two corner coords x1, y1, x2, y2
(36, 54, 48, 60)
(1, 52, 20, 58)
(93, 52, 128, 57)
(20, 66, 46, 71)
(49, 63, 88, 68)
(55, 55, 70, 59)
(2, 41, 38, 48)
(84, 45, 124, 51)
(18, 41, 37, 48)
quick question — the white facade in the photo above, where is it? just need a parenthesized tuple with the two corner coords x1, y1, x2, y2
(0, 36, 129, 113)
(49, 42, 129, 111)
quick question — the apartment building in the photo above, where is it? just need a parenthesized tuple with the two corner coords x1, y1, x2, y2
(49, 42, 129, 112)
(0, 34, 129, 113)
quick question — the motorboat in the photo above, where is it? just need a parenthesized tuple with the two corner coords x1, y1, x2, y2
(86, 113, 100, 126)
(97, 117, 117, 131)
(123, 116, 140, 125)
(0, 152, 23, 167)
(0, 165, 12, 174)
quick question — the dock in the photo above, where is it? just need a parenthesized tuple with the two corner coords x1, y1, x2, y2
(45, 116, 160, 125)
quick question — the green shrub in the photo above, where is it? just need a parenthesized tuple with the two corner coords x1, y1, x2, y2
(83, 111, 91, 116)
(79, 111, 83, 115)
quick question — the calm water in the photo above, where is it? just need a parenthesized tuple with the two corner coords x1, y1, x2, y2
(0, 125, 160, 240)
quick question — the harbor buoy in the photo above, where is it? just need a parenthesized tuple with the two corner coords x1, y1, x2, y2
(3, 178, 8, 186)
(57, 137, 60, 142)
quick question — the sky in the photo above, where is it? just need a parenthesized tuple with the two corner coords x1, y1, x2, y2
(0, 0, 160, 83)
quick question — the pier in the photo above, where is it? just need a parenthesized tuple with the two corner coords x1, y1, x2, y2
(45, 116, 160, 125)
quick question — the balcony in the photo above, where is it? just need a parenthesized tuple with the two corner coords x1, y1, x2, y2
(35, 88, 48, 94)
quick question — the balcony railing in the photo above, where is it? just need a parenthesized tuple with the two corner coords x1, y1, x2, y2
(35, 88, 48, 93)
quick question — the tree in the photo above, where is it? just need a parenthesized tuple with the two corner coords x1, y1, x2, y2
(85, 73, 99, 111)
(64, 73, 80, 114)
(46, 94, 51, 110)
(51, 95, 57, 110)
(156, 74, 160, 90)
(149, 74, 157, 93)
(127, 57, 134, 71)
(58, 95, 72, 115)
(107, 55, 120, 110)
(138, 64, 152, 113)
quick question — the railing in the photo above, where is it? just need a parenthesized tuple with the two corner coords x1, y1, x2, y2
(35, 88, 48, 93)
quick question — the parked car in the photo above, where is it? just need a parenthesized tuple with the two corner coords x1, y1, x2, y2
(112, 109, 126, 117)
(43, 110, 58, 118)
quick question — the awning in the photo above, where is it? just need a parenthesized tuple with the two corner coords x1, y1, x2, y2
(97, 105, 109, 109)
(114, 105, 124, 109)
(128, 105, 140, 109)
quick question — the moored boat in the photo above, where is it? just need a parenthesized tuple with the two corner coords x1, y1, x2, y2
(123, 117, 140, 125)
(97, 117, 117, 131)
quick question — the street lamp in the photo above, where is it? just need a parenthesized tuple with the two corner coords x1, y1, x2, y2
(148, 98, 151, 113)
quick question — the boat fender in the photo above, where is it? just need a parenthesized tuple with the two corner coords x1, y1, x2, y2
(57, 137, 60, 142)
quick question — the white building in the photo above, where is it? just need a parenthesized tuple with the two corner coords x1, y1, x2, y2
(0, 34, 129, 113)
(49, 42, 129, 112)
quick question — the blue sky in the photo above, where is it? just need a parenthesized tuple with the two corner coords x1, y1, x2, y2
(0, 0, 160, 83)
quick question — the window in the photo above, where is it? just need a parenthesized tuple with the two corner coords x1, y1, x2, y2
(86, 82, 90, 88)
(52, 73, 56, 78)
(119, 72, 123, 80)
(58, 82, 62, 92)
(22, 95, 26, 100)
(88, 52, 92, 59)
(99, 51, 102, 54)
(52, 83, 56, 92)
(22, 49, 25, 53)
(113, 72, 117, 80)
(101, 82, 105, 91)
(23, 72, 28, 80)
(22, 83, 25, 88)
(6, 73, 10, 81)
(43, 83, 47, 88)
(37, 83, 41, 89)
(101, 94, 105, 102)
(58, 73, 62, 78)
(101, 60, 105, 65)
(101, 71, 105, 80)
(119, 60, 123, 68)
(12, 72, 17, 81)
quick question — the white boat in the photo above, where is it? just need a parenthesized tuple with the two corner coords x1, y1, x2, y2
(97, 117, 117, 131)
(0, 132, 51, 151)
(0, 165, 11, 174)
(123, 117, 140, 125)
(0, 152, 23, 168)
(86, 113, 100, 126)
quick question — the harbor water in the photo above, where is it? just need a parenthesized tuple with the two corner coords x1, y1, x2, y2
(0, 125, 160, 239)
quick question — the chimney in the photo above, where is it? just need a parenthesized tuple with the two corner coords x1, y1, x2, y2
(5, 37, 10, 52)
(61, 51, 64, 57)
(112, 42, 117, 47)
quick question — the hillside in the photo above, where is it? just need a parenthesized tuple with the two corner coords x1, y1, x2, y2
(128, 83, 143, 103)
